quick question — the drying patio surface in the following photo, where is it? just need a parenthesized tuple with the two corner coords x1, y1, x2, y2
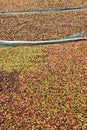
(0, 41, 87, 130)
(0, 0, 87, 130)
(0, 9, 87, 41)
(0, 0, 87, 11)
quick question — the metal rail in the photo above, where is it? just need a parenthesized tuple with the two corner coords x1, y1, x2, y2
(0, 6, 87, 14)
(0, 33, 87, 47)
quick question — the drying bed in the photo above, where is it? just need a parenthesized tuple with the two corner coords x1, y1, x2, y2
(0, 1, 87, 129)
(0, 0, 87, 11)
(0, 41, 87, 129)
(0, 10, 87, 41)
